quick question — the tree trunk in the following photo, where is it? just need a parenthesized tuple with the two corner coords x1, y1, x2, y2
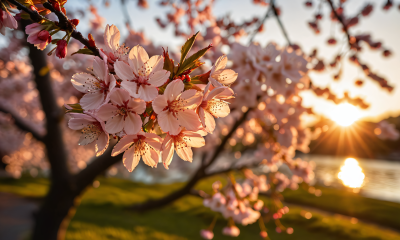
(32, 184, 78, 240)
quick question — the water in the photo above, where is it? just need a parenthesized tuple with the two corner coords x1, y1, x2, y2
(302, 154, 400, 203)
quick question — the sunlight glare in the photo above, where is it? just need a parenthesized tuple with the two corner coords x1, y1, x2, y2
(338, 158, 365, 189)
(329, 103, 362, 127)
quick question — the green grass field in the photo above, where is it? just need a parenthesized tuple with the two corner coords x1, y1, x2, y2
(0, 176, 399, 240)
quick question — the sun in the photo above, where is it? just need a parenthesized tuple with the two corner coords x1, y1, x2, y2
(329, 103, 362, 127)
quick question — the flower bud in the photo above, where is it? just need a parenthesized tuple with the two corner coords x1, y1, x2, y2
(37, 30, 50, 42)
(52, 2, 61, 12)
(70, 19, 79, 26)
(56, 40, 67, 59)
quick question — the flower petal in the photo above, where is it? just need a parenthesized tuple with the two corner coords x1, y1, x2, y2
(138, 85, 159, 101)
(128, 98, 146, 114)
(142, 147, 159, 168)
(122, 146, 140, 172)
(112, 135, 135, 156)
(214, 55, 228, 72)
(71, 73, 98, 93)
(96, 132, 109, 157)
(144, 132, 162, 151)
(161, 135, 174, 169)
(120, 81, 139, 99)
(212, 69, 238, 85)
(175, 145, 193, 162)
(152, 95, 168, 114)
(110, 88, 130, 106)
(97, 104, 118, 121)
(124, 112, 142, 135)
(148, 70, 169, 87)
(105, 115, 124, 134)
(164, 79, 184, 102)
(93, 57, 106, 80)
(180, 89, 202, 109)
(203, 110, 216, 133)
(176, 110, 202, 131)
(68, 116, 95, 130)
(146, 55, 164, 73)
(80, 92, 105, 110)
(114, 60, 135, 81)
(183, 131, 205, 148)
(158, 111, 180, 135)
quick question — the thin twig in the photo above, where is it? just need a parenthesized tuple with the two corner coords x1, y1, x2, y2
(326, 0, 351, 45)
(7, 0, 101, 57)
(248, 3, 273, 44)
(271, 0, 292, 46)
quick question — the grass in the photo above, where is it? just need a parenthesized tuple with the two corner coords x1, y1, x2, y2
(1, 176, 400, 240)
(282, 185, 400, 230)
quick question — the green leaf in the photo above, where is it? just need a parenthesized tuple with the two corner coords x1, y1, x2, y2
(180, 32, 199, 64)
(191, 70, 211, 84)
(65, 103, 83, 113)
(177, 44, 212, 76)
(162, 48, 175, 77)
(72, 48, 95, 56)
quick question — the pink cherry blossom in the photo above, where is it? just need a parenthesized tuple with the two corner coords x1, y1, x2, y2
(56, 40, 67, 59)
(111, 131, 162, 171)
(222, 226, 240, 237)
(0, 9, 18, 35)
(161, 127, 205, 169)
(209, 55, 238, 87)
(102, 24, 129, 69)
(152, 79, 202, 135)
(114, 45, 170, 101)
(200, 229, 214, 240)
(25, 23, 51, 50)
(71, 56, 116, 110)
(67, 113, 109, 157)
(199, 83, 234, 133)
(97, 88, 145, 135)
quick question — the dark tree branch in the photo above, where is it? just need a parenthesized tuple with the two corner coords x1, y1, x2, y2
(7, 0, 101, 58)
(74, 144, 122, 193)
(271, 0, 292, 46)
(0, 105, 44, 142)
(22, 19, 71, 185)
(326, 0, 351, 45)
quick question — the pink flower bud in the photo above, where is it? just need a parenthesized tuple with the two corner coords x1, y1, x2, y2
(56, 40, 67, 59)
(222, 226, 240, 237)
(37, 30, 50, 42)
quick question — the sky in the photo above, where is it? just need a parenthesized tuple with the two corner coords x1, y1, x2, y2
(58, 0, 400, 122)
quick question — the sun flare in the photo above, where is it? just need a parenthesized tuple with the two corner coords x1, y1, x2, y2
(338, 158, 365, 189)
(329, 103, 362, 127)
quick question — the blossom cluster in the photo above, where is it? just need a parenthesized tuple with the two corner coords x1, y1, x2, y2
(66, 25, 237, 171)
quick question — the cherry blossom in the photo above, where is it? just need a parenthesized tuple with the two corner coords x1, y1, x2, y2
(161, 127, 205, 169)
(152, 79, 202, 135)
(102, 24, 129, 68)
(111, 131, 162, 172)
(71, 56, 116, 110)
(67, 113, 109, 157)
(25, 23, 52, 50)
(0, 8, 18, 35)
(114, 45, 169, 101)
(198, 83, 234, 133)
(97, 88, 145, 135)
(209, 55, 238, 87)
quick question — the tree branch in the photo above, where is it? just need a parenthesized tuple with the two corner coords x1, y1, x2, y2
(7, 0, 101, 58)
(326, 0, 351, 45)
(0, 105, 44, 142)
(248, 3, 273, 44)
(22, 19, 72, 185)
(271, 0, 292, 46)
(74, 144, 122, 193)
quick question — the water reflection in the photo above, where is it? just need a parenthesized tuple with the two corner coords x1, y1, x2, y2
(338, 158, 365, 191)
